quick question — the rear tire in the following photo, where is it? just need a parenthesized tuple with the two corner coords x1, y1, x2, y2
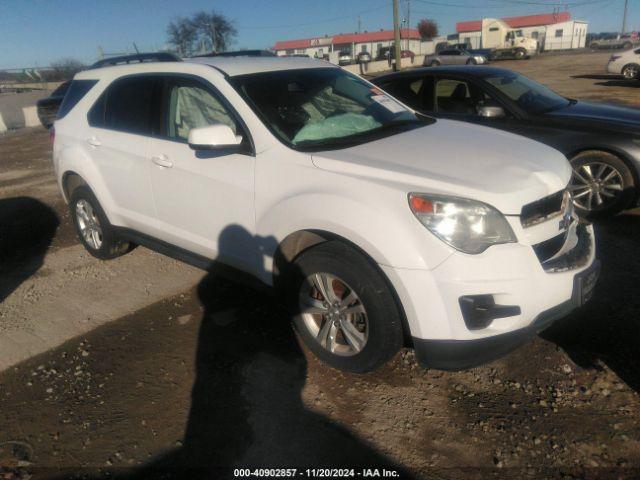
(286, 241, 404, 373)
(569, 151, 636, 218)
(70, 186, 132, 260)
(466, 58, 477, 65)
(429, 60, 441, 67)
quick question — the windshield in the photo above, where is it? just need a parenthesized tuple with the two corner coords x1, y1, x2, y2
(230, 68, 423, 149)
(485, 73, 569, 113)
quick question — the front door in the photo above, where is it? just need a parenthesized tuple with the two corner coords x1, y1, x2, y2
(147, 76, 256, 266)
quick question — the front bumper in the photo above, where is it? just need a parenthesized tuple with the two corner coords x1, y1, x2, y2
(412, 258, 599, 370)
(380, 223, 598, 370)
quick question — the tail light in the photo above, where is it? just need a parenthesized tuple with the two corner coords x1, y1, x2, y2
(49, 126, 55, 144)
(610, 55, 621, 61)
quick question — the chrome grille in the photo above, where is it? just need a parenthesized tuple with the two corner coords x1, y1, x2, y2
(521, 190, 566, 228)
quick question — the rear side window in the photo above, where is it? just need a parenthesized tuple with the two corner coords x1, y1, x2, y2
(104, 77, 160, 135)
(57, 80, 98, 120)
(89, 76, 160, 136)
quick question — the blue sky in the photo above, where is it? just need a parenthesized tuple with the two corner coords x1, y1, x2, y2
(0, 0, 637, 69)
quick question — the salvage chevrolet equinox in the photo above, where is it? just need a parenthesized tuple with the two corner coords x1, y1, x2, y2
(52, 54, 599, 373)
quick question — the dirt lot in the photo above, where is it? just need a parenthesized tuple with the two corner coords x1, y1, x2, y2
(1, 51, 639, 480)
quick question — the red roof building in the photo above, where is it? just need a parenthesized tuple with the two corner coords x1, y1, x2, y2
(456, 12, 571, 33)
(274, 29, 421, 52)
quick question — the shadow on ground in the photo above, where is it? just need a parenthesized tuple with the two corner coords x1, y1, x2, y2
(571, 74, 640, 88)
(52, 225, 415, 480)
(0, 196, 59, 303)
(543, 213, 640, 392)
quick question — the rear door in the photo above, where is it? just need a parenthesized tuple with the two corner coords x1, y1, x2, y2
(85, 75, 161, 232)
(146, 75, 256, 263)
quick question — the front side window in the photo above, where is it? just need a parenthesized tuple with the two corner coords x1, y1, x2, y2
(231, 68, 423, 150)
(485, 73, 569, 113)
(435, 78, 494, 115)
(166, 80, 237, 142)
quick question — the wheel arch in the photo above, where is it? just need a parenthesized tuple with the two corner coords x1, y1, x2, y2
(61, 171, 88, 202)
(273, 228, 413, 345)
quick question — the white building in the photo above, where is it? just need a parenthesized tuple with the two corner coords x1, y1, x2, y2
(456, 12, 588, 51)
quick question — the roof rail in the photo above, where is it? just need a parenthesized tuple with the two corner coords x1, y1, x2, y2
(89, 52, 182, 69)
(192, 49, 276, 58)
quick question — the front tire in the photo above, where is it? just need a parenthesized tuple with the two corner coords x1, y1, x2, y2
(466, 58, 477, 65)
(70, 186, 131, 260)
(286, 241, 404, 373)
(514, 48, 526, 60)
(429, 60, 441, 67)
(622, 63, 640, 80)
(569, 151, 636, 218)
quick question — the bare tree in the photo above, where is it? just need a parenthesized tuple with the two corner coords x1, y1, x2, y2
(47, 58, 85, 81)
(191, 10, 237, 53)
(167, 17, 197, 57)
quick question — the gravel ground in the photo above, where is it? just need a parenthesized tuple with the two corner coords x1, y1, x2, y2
(1, 51, 640, 479)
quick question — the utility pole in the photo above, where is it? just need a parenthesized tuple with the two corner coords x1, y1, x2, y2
(393, 0, 402, 71)
(407, 0, 411, 51)
(621, 0, 628, 35)
(358, 15, 362, 34)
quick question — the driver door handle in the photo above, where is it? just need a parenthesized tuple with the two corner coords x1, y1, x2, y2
(151, 155, 173, 169)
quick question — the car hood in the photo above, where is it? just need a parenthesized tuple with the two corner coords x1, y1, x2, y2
(311, 119, 571, 215)
(547, 101, 640, 130)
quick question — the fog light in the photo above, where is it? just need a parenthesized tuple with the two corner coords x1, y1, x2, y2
(459, 295, 521, 330)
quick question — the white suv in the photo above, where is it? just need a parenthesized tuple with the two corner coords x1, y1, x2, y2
(53, 54, 599, 372)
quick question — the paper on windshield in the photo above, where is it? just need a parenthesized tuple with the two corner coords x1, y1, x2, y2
(370, 94, 407, 114)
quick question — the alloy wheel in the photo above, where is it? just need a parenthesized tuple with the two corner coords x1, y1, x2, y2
(298, 273, 368, 357)
(570, 162, 624, 211)
(76, 199, 103, 250)
(623, 65, 639, 79)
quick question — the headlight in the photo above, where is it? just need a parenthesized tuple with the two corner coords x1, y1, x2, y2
(408, 193, 517, 254)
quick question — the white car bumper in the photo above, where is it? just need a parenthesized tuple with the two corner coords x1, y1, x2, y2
(381, 222, 598, 370)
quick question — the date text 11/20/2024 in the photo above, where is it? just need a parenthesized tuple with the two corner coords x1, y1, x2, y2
(234, 468, 402, 478)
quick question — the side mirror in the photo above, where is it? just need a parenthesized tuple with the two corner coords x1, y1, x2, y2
(188, 124, 243, 151)
(478, 105, 506, 118)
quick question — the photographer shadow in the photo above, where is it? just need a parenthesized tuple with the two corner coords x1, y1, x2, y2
(104, 224, 415, 479)
(0, 196, 59, 303)
(542, 213, 640, 392)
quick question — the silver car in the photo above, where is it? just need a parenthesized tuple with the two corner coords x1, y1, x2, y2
(424, 49, 487, 67)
